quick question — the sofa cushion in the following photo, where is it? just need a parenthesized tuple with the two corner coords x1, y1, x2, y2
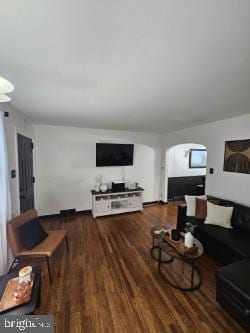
(195, 198, 220, 219)
(216, 259, 250, 330)
(185, 195, 206, 216)
(217, 259, 250, 301)
(205, 202, 233, 229)
(231, 203, 250, 235)
(197, 223, 250, 258)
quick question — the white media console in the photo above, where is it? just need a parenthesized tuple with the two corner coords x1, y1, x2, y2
(91, 188, 144, 218)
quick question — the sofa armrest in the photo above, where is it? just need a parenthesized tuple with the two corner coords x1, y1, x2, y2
(176, 204, 187, 233)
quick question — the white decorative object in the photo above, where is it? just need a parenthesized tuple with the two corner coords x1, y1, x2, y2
(95, 174, 102, 183)
(94, 182, 100, 192)
(91, 189, 144, 218)
(154, 229, 168, 235)
(19, 266, 32, 283)
(0, 93, 11, 103)
(205, 202, 233, 229)
(94, 175, 103, 192)
(129, 182, 136, 190)
(0, 76, 15, 94)
(185, 195, 207, 216)
(100, 184, 108, 192)
(184, 232, 193, 248)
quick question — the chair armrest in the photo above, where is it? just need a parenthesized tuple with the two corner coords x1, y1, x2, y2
(176, 204, 187, 233)
(15, 254, 48, 259)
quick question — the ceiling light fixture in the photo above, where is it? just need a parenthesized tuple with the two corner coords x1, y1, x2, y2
(0, 93, 11, 103)
(0, 76, 15, 94)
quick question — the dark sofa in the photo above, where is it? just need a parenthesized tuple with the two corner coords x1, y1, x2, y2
(176, 197, 250, 330)
(177, 197, 250, 264)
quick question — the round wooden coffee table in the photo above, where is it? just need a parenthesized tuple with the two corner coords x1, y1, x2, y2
(158, 237, 204, 292)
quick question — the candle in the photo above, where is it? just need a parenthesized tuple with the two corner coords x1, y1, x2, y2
(19, 266, 32, 283)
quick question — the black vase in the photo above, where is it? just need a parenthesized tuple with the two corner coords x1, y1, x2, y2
(171, 229, 181, 241)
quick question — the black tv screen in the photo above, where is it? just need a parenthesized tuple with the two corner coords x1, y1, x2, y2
(96, 143, 134, 166)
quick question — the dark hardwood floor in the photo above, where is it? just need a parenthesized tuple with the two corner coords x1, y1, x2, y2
(38, 203, 246, 333)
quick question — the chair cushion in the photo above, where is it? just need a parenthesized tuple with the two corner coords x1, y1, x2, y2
(18, 230, 67, 257)
(18, 218, 48, 250)
(7, 209, 38, 256)
(197, 223, 250, 258)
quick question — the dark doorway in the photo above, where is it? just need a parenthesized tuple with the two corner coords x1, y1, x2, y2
(17, 134, 35, 213)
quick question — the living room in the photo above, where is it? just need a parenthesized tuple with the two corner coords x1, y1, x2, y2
(0, 1, 250, 332)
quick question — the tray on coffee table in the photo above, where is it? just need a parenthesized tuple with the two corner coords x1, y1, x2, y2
(0, 274, 35, 313)
(163, 232, 198, 256)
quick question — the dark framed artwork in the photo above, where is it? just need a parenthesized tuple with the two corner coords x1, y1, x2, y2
(189, 149, 207, 168)
(223, 139, 250, 174)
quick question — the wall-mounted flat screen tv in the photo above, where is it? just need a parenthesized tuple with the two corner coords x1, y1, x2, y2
(96, 143, 134, 166)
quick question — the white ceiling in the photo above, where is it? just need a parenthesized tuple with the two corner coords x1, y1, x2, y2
(1, 0, 250, 133)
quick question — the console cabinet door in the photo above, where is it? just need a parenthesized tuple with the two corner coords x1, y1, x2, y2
(129, 197, 142, 208)
(95, 200, 111, 213)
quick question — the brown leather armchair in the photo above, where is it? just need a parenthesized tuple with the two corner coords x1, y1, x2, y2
(7, 209, 69, 283)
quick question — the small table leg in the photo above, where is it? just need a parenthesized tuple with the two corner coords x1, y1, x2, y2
(191, 262, 194, 290)
(158, 257, 202, 292)
(158, 247, 162, 268)
(151, 238, 173, 263)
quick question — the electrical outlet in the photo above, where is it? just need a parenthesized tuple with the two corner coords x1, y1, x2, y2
(11, 170, 16, 178)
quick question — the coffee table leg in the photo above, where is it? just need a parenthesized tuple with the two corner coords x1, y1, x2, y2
(158, 247, 162, 270)
(159, 257, 202, 292)
(191, 262, 194, 289)
(151, 238, 173, 263)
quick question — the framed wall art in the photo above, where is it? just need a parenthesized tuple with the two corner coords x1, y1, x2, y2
(223, 139, 250, 174)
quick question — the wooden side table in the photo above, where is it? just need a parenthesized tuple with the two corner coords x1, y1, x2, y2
(0, 266, 41, 315)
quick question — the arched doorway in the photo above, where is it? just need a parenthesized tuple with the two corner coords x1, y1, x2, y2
(164, 143, 207, 202)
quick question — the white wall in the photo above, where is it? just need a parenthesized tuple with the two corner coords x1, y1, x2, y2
(2, 104, 35, 217)
(168, 143, 206, 177)
(161, 114, 250, 206)
(34, 125, 161, 215)
(4, 107, 249, 215)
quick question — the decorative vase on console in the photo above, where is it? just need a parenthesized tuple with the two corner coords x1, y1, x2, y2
(94, 175, 102, 192)
(94, 182, 100, 192)
(100, 184, 108, 192)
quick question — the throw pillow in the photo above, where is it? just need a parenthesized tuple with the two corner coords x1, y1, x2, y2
(205, 202, 233, 229)
(185, 195, 207, 216)
(18, 218, 48, 250)
(195, 198, 220, 219)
